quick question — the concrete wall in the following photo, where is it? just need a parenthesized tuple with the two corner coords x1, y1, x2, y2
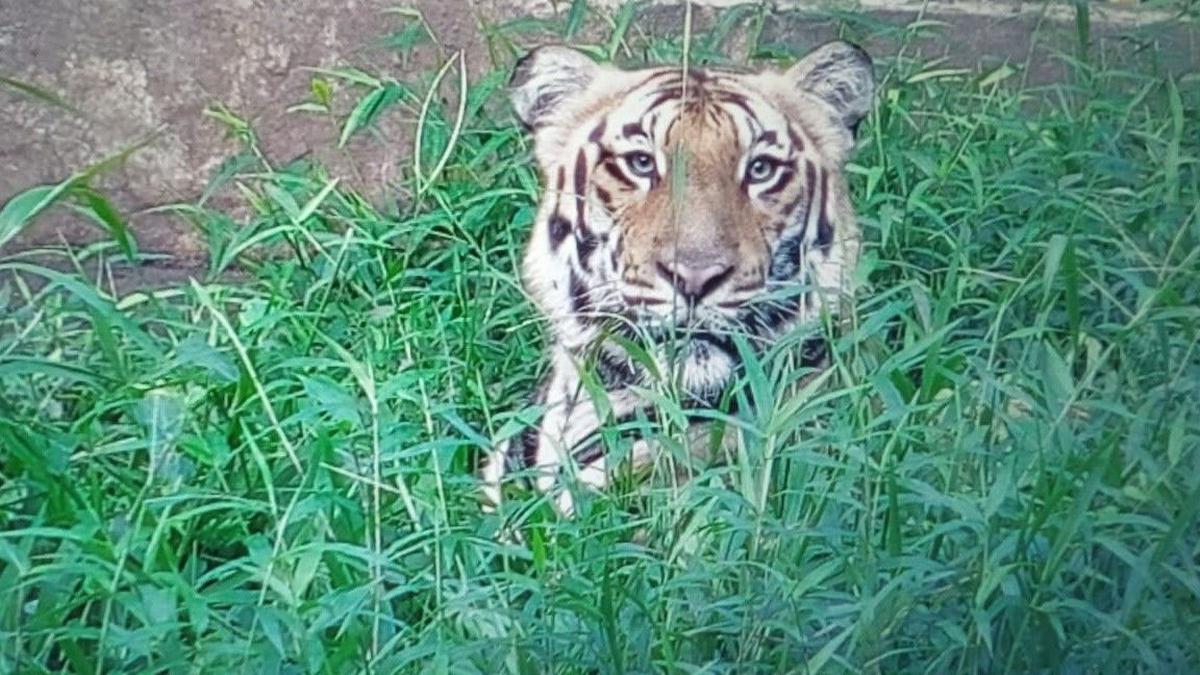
(1, 0, 507, 263)
(2, 1, 1194, 271)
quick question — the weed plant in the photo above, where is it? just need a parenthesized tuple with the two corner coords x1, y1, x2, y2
(1, 4, 1198, 673)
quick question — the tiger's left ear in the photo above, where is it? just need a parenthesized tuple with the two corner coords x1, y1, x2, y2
(788, 41, 876, 135)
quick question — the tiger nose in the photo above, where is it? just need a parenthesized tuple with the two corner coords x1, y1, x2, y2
(656, 260, 734, 302)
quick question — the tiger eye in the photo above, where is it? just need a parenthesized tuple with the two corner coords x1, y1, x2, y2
(625, 152, 657, 178)
(746, 157, 776, 183)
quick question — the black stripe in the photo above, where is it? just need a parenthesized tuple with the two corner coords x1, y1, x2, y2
(572, 443, 605, 467)
(769, 229, 804, 281)
(601, 159, 636, 189)
(512, 378, 551, 472)
(689, 331, 736, 361)
(815, 168, 833, 255)
(760, 166, 795, 198)
(549, 214, 571, 249)
(569, 268, 592, 316)
(518, 424, 540, 471)
(573, 149, 588, 228)
(800, 337, 828, 367)
(588, 119, 607, 143)
(715, 92, 762, 129)
(596, 349, 640, 389)
(787, 126, 806, 152)
(552, 167, 566, 230)
(647, 87, 684, 112)
(577, 232, 599, 271)
(595, 186, 613, 210)
(801, 159, 816, 231)
(661, 115, 681, 147)
(621, 122, 645, 138)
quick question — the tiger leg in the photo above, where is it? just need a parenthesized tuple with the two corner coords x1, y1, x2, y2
(553, 432, 657, 516)
(483, 406, 738, 516)
(563, 415, 744, 515)
(479, 349, 645, 515)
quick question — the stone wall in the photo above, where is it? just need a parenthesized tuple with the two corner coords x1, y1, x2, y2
(2, 0, 1194, 271)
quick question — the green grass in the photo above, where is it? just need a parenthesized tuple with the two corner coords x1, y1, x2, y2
(2, 5, 1199, 673)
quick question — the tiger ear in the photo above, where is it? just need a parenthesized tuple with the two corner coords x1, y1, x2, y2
(788, 41, 875, 134)
(510, 45, 600, 128)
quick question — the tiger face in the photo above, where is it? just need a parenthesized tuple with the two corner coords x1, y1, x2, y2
(511, 41, 874, 398)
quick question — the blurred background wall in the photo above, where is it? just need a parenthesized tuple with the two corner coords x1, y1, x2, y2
(1, 0, 1194, 279)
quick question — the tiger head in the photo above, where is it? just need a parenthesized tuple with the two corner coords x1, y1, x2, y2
(510, 42, 874, 395)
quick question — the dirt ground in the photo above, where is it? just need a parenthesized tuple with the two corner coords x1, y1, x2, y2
(1, 0, 1194, 276)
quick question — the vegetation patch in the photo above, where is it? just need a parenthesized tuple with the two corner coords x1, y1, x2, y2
(1, 5, 1197, 673)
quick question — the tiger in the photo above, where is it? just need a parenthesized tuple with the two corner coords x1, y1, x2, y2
(480, 40, 875, 516)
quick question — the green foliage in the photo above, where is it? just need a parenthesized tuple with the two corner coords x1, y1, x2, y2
(1, 6, 1198, 673)
(0, 137, 154, 258)
(0, 75, 80, 114)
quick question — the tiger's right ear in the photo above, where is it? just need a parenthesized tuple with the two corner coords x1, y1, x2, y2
(510, 46, 599, 128)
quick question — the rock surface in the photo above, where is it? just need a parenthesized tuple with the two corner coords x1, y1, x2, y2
(1, 0, 1194, 269)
